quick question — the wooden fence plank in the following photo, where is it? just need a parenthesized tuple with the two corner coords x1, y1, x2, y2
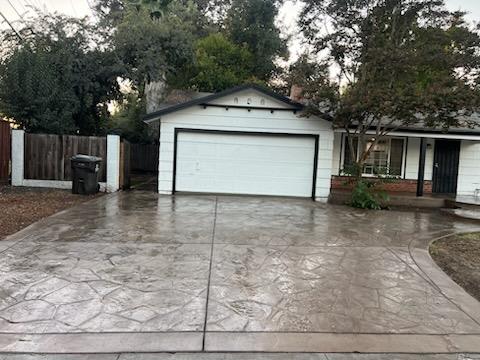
(119, 140, 131, 189)
(24, 133, 107, 181)
(130, 143, 159, 173)
(0, 121, 11, 182)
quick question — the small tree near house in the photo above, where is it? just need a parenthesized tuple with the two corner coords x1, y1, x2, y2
(299, 0, 480, 207)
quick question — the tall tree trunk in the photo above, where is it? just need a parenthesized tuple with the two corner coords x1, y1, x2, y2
(145, 73, 167, 114)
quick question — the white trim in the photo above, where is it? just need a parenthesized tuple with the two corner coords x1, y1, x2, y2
(339, 133, 407, 177)
(335, 129, 480, 141)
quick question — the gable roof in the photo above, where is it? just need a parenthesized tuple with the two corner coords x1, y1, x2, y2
(143, 84, 304, 122)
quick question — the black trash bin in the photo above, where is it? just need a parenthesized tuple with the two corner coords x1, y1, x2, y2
(71, 155, 102, 195)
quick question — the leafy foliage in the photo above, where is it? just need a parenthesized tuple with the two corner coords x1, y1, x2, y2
(172, 33, 255, 92)
(111, 3, 197, 91)
(350, 180, 388, 210)
(0, 14, 122, 135)
(0, 0, 289, 136)
(93, 0, 223, 33)
(109, 93, 155, 143)
(95, 0, 288, 98)
(280, 53, 337, 102)
(225, 0, 288, 80)
(192, 33, 255, 91)
(300, 0, 480, 176)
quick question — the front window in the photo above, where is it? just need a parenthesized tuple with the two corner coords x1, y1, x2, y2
(363, 139, 389, 175)
(343, 136, 405, 177)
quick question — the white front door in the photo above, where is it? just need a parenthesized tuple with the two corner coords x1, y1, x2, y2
(175, 131, 316, 197)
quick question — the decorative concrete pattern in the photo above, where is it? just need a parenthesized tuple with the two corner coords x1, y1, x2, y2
(207, 245, 480, 333)
(0, 241, 210, 333)
(1, 192, 480, 353)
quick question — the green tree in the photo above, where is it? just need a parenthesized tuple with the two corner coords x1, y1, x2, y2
(300, 0, 480, 180)
(173, 33, 255, 92)
(225, 0, 288, 80)
(93, 0, 221, 33)
(99, 0, 199, 114)
(109, 93, 154, 143)
(0, 14, 122, 135)
(112, 3, 197, 92)
(282, 53, 335, 102)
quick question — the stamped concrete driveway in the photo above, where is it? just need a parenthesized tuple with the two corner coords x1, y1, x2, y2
(1, 192, 480, 354)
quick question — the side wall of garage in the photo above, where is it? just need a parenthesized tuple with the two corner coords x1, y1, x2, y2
(156, 97, 334, 202)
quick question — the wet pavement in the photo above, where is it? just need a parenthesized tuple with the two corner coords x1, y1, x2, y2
(0, 354, 480, 360)
(1, 192, 480, 353)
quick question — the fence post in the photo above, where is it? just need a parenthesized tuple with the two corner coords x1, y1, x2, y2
(11, 129, 24, 186)
(106, 134, 120, 192)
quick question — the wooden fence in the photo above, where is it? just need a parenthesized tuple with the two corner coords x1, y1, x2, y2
(130, 143, 159, 173)
(24, 133, 107, 181)
(0, 121, 11, 182)
(119, 139, 131, 189)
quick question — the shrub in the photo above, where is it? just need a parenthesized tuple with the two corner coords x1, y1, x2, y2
(350, 180, 389, 210)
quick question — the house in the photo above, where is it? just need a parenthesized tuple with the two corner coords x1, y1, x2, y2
(144, 84, 334, 202)
(144, 84, 480, 201)
(332, 124, 480, 198)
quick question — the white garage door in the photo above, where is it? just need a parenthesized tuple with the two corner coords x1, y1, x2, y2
(175, 131, 316, 197)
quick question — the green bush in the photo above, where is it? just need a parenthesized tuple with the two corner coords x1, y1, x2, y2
(350, 180, 389, 210)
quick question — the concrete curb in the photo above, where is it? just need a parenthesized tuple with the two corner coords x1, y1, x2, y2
(409, 231, 480, 327)
(1, 332, 480, 354)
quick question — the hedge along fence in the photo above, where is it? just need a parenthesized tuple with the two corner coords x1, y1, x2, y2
(24, 133, 107, 181)
(12, 130, 122, 192)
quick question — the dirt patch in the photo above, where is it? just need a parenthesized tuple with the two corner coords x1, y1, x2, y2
(430, 232, 480, 301)
(0, 185, 102, 240)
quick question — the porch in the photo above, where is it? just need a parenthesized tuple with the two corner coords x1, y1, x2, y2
(331, 129, 480, 203)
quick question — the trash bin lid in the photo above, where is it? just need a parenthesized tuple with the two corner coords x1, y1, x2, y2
(71, 154, 102, 162)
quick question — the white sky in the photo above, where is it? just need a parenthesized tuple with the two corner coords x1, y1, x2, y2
(1, 0, 479, 63)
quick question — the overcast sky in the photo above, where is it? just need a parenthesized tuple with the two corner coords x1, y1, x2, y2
(1, 0, 479, 62)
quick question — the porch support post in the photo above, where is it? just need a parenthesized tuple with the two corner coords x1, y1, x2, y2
(416, 137, 427, 197)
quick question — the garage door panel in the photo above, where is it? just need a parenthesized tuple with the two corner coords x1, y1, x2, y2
(176, 174, 313, 196)
(175, 132, 316, 197)
(177, 157, 313, 174)
(179, 132, 312, 147)
(178, 143, 314, 162)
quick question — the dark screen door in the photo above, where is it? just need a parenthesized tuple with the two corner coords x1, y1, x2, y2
(432, 140, 460, 194)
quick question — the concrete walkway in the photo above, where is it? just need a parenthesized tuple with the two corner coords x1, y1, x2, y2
(1, 192, 480, 354)
(0, 353, 480, 359)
